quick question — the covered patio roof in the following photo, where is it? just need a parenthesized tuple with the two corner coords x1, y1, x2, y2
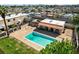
(38, 18, 66, 33)
(40, 18, 65, 27)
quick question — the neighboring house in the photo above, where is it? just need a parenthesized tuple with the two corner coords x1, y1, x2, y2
(61, 13, 78, 23)
(34, 13, 41, 17)
(0, 13, 28, 29)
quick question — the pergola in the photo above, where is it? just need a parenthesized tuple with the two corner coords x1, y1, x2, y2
(38, 19, 66, 34)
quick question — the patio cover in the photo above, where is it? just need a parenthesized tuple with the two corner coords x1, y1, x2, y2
(38, 18, 66, 33)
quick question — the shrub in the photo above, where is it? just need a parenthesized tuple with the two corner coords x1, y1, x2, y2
(9, 24, 16, 28)
(0, 48, 4, 54)
(72, 15, 79, 25)
(40, 40, 76, 54)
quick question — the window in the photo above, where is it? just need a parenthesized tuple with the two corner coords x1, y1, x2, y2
(13, 18, 15, 21)
(7, 19, 10, 22)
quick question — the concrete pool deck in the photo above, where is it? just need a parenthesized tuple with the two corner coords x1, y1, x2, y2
(10, 24, 43, 51)
(56, 29, 73, 41)
(10, 24, 73, 51)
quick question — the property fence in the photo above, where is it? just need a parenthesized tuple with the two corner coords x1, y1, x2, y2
(0, 27, 18, 39)
(0, 31, 7, 39)
(73, 28, 79, 49)
(65, 23, 74, 29)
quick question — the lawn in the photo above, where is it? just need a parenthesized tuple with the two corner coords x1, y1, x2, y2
(0, 37, 39, 54)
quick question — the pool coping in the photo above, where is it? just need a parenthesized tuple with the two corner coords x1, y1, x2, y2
(34, 31, 57, 40)
(24, 32, 45, 48)
(24, 31, 58, 48)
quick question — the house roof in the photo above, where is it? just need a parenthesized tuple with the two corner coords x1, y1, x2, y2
(40, 18, 66, 27)
(0, 13, 28, 21)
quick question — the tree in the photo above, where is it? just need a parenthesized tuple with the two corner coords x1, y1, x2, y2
(40, 40, 76, 54)
(72, 15, 79, 26)
(0, 48, 4, 54)
(38, 7, 42, 12)
(0, 6, 9, 37)
(72, 15, 79, 52)
(31, 8, 36, 12)
(72, 15, 79, 35)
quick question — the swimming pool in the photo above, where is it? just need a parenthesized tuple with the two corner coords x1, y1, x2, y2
(25, 32, 56, 47)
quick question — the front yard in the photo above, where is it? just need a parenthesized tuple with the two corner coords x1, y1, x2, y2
(0, 37, 38, 54)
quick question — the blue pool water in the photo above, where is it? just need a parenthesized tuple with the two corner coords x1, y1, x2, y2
(25, 32, 56, 46)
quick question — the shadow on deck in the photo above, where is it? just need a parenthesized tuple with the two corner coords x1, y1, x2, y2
(34, 29, 60, 37)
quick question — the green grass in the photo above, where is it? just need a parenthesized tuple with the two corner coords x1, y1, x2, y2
(0, 37, 39, 54)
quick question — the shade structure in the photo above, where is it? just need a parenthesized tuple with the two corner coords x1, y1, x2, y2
(38, 18, 66, 33)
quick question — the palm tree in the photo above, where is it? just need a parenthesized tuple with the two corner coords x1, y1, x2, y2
(0, 6, 9, 37)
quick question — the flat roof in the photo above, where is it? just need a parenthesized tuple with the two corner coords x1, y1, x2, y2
(0, 13, 28, 21)
(40, 18, 66, 27)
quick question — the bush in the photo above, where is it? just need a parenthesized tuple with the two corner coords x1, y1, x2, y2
(9, 24, 16, 28)
(72, 15, 79, 25)
(40, 40, 76, 54)
(0, 48, 4, 54)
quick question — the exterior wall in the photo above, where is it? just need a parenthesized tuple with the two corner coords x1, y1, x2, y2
(0, 20, 5, 24)
(31, 22, 38, 27)
(0, 15, 28, 26)
(38, 22, 64, 33)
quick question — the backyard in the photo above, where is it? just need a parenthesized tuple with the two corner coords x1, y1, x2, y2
(0, 37, 38, 54)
